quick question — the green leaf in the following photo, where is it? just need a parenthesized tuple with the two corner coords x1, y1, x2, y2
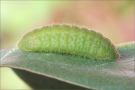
(0, 47, 14, 58)
(0, 42, 135, 90)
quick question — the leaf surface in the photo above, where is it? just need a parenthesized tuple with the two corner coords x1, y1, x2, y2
(0, 42, 135, 90)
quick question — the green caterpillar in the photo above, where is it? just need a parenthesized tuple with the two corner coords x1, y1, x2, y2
(18, 24, 119, 60)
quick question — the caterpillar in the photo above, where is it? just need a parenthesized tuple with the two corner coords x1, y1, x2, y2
(18, 24, 119, 60)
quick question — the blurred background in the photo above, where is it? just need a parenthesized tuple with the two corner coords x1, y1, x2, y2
(1, 1, 134, 89)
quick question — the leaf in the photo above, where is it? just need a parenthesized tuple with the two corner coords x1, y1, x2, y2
(0, 42, 135, 90)
(0, 47, 14, 58)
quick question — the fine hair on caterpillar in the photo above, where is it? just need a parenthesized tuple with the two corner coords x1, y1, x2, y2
(18, 24, 119, 61)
